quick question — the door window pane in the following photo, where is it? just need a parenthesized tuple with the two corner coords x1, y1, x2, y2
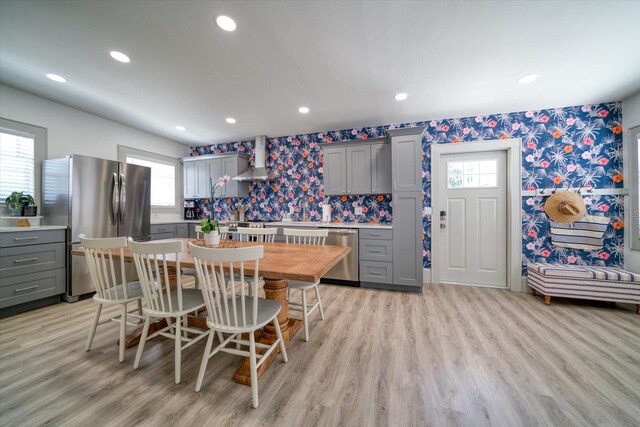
(448, 159, 498, 189)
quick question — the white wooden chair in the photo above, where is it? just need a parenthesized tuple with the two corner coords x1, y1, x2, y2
(188, 242, 288, 408)
(80, 234, 144, 363)
(237, 227, 276, 242)
(184, 226, 230, 281)
(283, 228, 328, 342)
(128, 238, 209, 384)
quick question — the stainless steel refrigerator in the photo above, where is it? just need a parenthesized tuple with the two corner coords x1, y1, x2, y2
(42, 155, 151, 301)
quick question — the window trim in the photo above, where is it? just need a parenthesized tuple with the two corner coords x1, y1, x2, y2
(0, 118, 47, 208)
(117, 145, 181, 213)
(629, 125, 640, 251)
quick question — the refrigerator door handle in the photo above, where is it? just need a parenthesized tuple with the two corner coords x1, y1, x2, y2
(110, 172, 119, 225)
(119, 173, 126, 224)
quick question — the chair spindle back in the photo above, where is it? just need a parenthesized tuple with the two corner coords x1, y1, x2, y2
(80, 234, 130, 301)
(237, 227, 276, 243)
(283, 228, 328, 246)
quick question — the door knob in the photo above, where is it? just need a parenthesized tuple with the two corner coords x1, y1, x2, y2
(440, 223, 446, 229)
(440, 210, 447, 221)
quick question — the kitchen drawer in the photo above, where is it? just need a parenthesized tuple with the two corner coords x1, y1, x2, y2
(360, 261, 393, 284)
(150, 224, 176, 234)
(359, 239, 393, 262)
(0, 229, 66, 248)
(0, 243, 65, 278)
(150, 232, 176, 241)
(359, 228, 392, 240)
(175, 224, 188, 238)
(0, 268, 66, 309)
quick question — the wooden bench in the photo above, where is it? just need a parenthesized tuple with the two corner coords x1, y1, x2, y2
(527, 263, 640, 314)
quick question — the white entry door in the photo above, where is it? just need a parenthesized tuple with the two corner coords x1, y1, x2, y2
(438, 150, 507, 287)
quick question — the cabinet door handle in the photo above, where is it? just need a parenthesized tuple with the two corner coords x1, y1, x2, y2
(14, 285, 38, 293)
(370, 232, 381, 236)
(14, 257, 39, 263)
(369, 249, 382, 253)
(13, 236, 38, 241)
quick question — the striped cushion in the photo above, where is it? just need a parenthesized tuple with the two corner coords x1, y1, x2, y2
(527, 263, 640, 283)
(550, 215, 609, 251)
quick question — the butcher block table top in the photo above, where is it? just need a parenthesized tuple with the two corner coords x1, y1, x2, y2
(72, 238, 350, 283)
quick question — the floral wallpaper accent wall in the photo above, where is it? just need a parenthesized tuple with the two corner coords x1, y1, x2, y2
(191, 101, 624, 272)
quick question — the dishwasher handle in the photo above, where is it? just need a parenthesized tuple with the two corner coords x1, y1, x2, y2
(325, 229, 358, 235)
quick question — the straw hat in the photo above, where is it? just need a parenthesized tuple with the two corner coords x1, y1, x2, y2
(545, 191, 586, 223)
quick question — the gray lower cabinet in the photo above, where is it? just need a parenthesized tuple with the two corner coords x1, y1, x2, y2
(359, 228, 394, 286)
(0, 229, 66, 313)
(150, 223, 189, 240)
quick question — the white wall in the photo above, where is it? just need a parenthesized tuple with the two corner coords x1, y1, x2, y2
(622, 91, 640, 272)
(0, 84, 189, 160)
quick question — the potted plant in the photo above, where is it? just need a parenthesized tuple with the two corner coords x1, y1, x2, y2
(4, 191, 34, 217)
(199, 217, 221, 246)
(23, 195, 38, 217)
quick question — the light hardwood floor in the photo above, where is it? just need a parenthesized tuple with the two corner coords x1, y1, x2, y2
(1, 284, 639, 427)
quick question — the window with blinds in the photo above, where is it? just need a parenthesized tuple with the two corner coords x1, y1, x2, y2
(126, 155, 176, 207)
(0, 131, 35, 201)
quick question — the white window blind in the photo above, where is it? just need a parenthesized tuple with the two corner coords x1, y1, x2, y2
(0, 131, 35, 201)
(126, 156, 176, 207)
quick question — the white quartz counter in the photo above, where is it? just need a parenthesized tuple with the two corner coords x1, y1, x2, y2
(0, 225, 68, 233)
(265, 221, 392, 229)
(150, 219, 201, 225)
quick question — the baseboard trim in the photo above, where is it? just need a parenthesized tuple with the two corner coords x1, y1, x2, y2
(361, 281, 423, 293)
(423, 268, 431, 284)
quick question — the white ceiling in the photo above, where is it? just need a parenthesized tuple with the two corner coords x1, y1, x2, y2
(1, 0, 639, 146)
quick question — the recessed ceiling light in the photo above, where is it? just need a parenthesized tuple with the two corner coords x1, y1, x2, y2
(46, 73, 66, 83)
(176, 126, 186, 131)
(518, 74, 538, 84)
(394, 92, 408, 101)
(298, 106, 310, 114)
(215, 15, 237, 31)
(225, 117, 236, 124)
(110, 51, 131, 63)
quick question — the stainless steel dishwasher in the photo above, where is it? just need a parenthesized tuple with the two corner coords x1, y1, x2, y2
(321, 228, 359, 287)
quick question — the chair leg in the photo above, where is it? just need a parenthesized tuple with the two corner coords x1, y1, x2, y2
(175, 316, 182, 384)
(249, 331, 259, 408)
(134, 316, 151, 369)
(119, 303, 127, 363)
(273, 317, 288, 363)
(315, 285, 325, 320)
(137, 299, 143, 316)
(301, 289, 309, 342)
(85, 303, 102, 352)
(195, 331, 215, 392)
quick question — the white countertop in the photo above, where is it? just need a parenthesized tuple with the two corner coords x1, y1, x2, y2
(151, 219, 201, 225)
(0, 225, 67, 232)
(265, 221, 392, 229)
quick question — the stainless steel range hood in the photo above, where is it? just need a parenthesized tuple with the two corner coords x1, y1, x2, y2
(233, 135, 278, 182)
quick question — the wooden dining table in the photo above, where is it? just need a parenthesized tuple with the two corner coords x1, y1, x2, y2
(72, 238, 350, 385)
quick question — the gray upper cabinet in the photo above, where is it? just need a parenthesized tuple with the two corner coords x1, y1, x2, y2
(391, 130, 423, 193)
(371, 143, 392, 194)
(322, 146, 347, 196)
(388, 127, 425, 290)
(183, 159, 210, 199)
(321, 139, 390, 196)
(183, 161, 197, 199)
(184, 154, 249, 199)
(346, 145, 372, 195)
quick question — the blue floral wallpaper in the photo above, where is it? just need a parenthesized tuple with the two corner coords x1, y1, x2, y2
(191, 102, 624, 272)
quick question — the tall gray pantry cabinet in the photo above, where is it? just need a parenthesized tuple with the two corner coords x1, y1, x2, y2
(389, 127, 425, 291)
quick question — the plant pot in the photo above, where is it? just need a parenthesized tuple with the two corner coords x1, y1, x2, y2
(205, 231, 221, 246)
(23, 205, 37, 217)
(8, 206, 23, 217)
